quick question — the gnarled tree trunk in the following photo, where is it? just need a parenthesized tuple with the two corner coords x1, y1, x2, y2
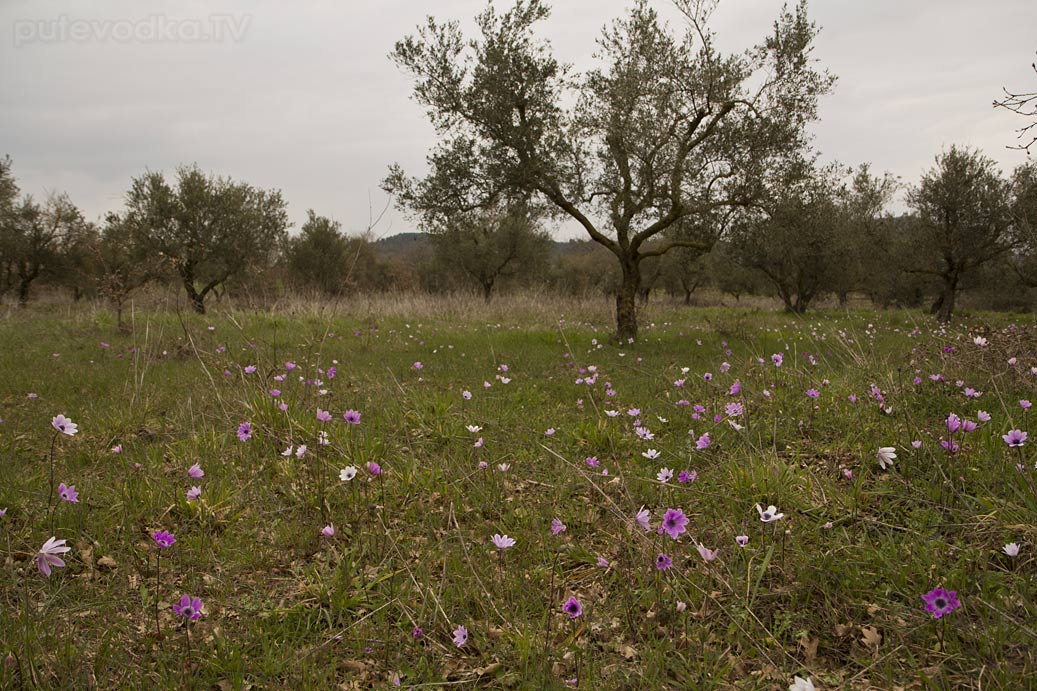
(615, 259, 640, 342)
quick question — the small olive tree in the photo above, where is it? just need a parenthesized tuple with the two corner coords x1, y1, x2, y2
(907, 146, 1014, 322)
(124, 165, 289, 314)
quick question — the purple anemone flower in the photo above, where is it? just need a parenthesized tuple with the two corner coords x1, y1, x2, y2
(173, 594, 203, 620)
(921, 587, 960, 619)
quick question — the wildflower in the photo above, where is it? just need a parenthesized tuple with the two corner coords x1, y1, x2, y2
(188, 463, 204, 479)
(36, 537, 71, 577)
(343, 410, 361, 425)
(911, 440, 922, 449)
(756, 504, 785, 522)
(244, 365, 257, 374)
(964, 387, 981, 399)
(562, 596, 583, 619)
(678, 470, 697, 483)
(725, 402, 743, 417)
(642, 449, 661, 460)
(236, 422, 252, 442)
(635, 506, 651, 531)
(772, 353, 784, 367)
(696, 543, 718, 562)
(805, 388, 820, 399)
(152, 531, 176, 548)
(452, 625, 468, 647)
(173, 594, 203, 620)
(657, 468, 673, 483)
(367, 461, 383, 476)
(597, 556, 609, 568)
(296, 444, 309, 458)
(961, 419, 977, 433)
(412, 626, 424, 639)
(186, 486, 201, 500)
(676, 601, 687, 612)
(285, 361, 296, 371)
(659, 508, 689, 540)
(321, 524, 335, 537)
(316, 409, 332, 423)
(655, 553, 673, 571)
(736, 535, 749, 547)
(729, 380, 741, 395)
(111, 444, 123, 454)
(466, 425, 482, 433)
(462, 390, 472, 400)
(544, 428, 555, 436)
(474, 437, 484, 448)
(57, 483, 79, 503)
(497, 463, 510, 472)
(1003, 542, 1021, 557)
(1022, 400, 1033, 411)
(877, 447, 897, 470)
(585, 456, 599, 468)
(635, 426, 654, 440)
(51, 415, 78, 436)
(491, 534, 516, 550)
(789, 677, 816, 691)
(921, 587, 961, 619)
(695, 433, 711, 450)
(551, 519, 566, 535)
(973, 336, 988, 347)
(977, 410, 991, 422)
(1003, 429, 1028, 447)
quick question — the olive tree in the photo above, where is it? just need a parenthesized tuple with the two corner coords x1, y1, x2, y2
(729, 158, 845, 314)
(430, 205, 552, 301)
(384, 0, 832, 339)
(907, 146, 1013, 322)
(124, 165, 289, 314)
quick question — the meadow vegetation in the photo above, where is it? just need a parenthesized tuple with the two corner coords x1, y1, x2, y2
(1, 298, 1035, 689)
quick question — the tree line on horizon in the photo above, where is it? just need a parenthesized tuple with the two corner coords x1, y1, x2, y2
(1, 1, 1035, 332)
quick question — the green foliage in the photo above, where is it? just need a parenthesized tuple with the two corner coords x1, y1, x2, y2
(124, 164, 289, 313)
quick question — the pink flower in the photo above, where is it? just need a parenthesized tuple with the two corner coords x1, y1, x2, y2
(491, 534, 516, 550)
(316, 409, 332, 423)
(173, 594, 203, 620)
(187, 486, 201, 500)
(51, 414, 78, 436)
(188, 463, 204, 479)
(551, 519, 566, 535)
(635, 506, 651, 531)
(36, 537, 71, 577)
(659, 508, 689, 540)
(237, 422, 253, 442)
(452, 625, 468, 647)
(321, 524, 335, 537)
(696, 543, 718, 562)
(58, 483, 79, 503)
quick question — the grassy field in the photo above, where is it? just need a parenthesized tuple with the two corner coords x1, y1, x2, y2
(1, 298, 1035, 689)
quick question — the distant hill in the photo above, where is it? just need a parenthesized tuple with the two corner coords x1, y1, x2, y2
(372, 232, 429, 259)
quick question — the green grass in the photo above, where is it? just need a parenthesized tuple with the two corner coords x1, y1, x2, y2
(0, 300, 1035, 689)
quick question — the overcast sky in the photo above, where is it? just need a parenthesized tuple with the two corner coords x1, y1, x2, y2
(1, 0, 1034, 239)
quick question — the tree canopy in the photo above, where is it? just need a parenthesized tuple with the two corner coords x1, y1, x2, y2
(385, 0, 833, 338)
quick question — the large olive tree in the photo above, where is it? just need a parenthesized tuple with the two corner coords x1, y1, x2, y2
(384, 0, 833, 339)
